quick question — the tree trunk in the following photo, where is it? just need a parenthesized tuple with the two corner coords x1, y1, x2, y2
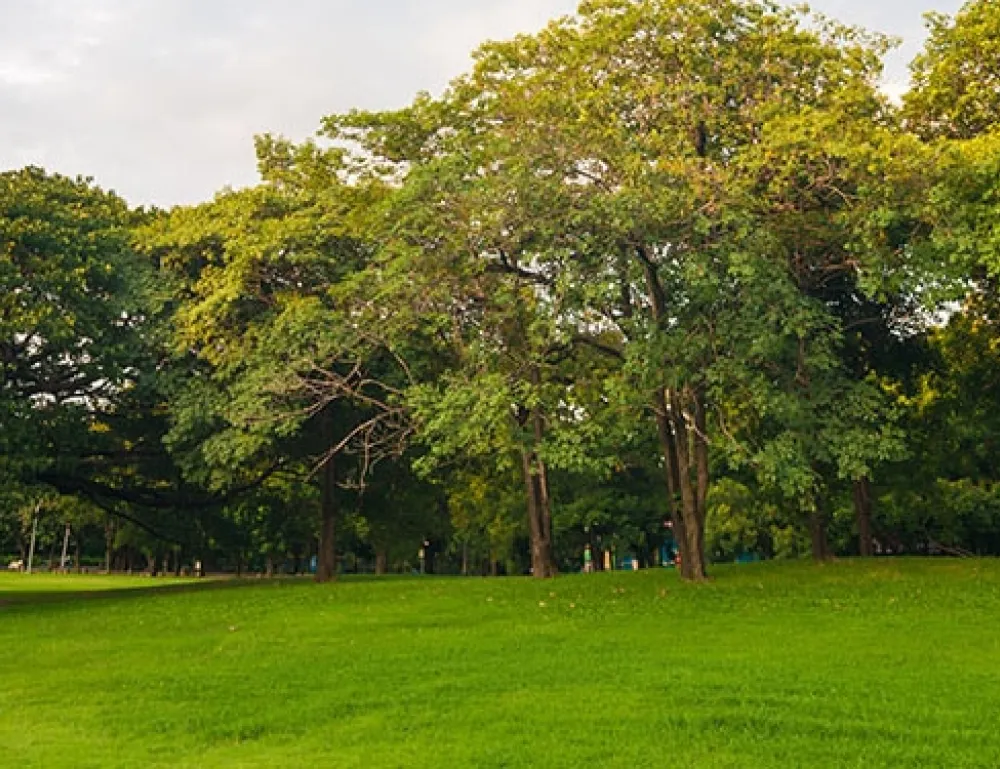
(375, 548, 388, 576)
(265, 554, 275, 578)
(104, 520, 113, 574)
(532, 395, 556, 578)
(316, 454, 337, 583)
(653, 387, 708, 581)
(74, 538, 82, 574)
(639, 243, 709, 582)
(513, 365, 558, 580)
(521, 446, 556, 579)
(854, 477, 874, 557)
(653, 395, 686, 558)
(810, 507, 831, 561)
(59, 523, 71, 571)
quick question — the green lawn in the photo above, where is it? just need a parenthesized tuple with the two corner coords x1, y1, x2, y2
(0, 572, 195, 601)
(1, 560, 999, 768)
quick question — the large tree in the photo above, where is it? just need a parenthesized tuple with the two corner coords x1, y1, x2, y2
(142, 140, 419, 582)
(328, 0, 902, 578)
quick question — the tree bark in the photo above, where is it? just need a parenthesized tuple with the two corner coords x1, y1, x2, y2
(654, 387, 709, 580)
(104, 519, 113, 574)
(809, 506, 831, 561)
(854, 477, 874, 557)
(521, 446, 556, 579)
(640, 245, 709, 582)
(531, 394, 556, 578)
(653, 390, 686, 550)
(375, 548, 388, 576)
(316, 453, 337, 583)
(517, 369, 556, 580)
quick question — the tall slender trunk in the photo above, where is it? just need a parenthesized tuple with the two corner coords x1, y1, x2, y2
(517, 364, 556, 580)
(375, 547, 388, 576)
(640, 248, 709, 581)
(316, 453, 337, 583)
(668, 389, 709, 581)
(653, 389, 686, 553)
(854, 477, 874, 557)
(59, 523, 71, 571)
(531, 393, 555, 578)
(810, 496, 831, 562)
(104, 518, 114, 574)
(521, 446, 556, 579)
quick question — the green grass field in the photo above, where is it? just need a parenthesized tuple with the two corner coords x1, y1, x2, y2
(2, 560, 999, 768)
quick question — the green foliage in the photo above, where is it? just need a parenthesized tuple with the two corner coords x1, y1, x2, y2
(927, 133, 1000, 281)
(0, 167, 150, 473)
(906, 0, 1000, 140)
(8, 0, 1000, 571)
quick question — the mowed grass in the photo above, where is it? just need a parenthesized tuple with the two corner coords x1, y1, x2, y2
(1, 560, 999, 768)
(0, 572, 195, 601)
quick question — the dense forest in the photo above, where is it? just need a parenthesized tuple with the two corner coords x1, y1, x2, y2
(2, 0, 999, 581)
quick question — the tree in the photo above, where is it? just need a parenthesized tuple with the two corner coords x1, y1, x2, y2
(905, 0, 1000, 140)
(333, 0, 901, 578)
(143, 141, 416, 582)
(1, 168, 141, 476)
(0, 167, 202, 546)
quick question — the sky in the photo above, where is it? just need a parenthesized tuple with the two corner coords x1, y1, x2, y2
(0, 0, 965, 207)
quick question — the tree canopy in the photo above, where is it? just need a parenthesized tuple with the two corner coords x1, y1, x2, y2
(3, 0, 1000, 580)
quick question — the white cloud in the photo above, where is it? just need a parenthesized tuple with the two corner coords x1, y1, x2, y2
(0, 63, 59, 87)
(0, 0, 965, 207)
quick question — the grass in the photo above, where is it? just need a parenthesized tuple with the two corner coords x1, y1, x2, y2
(0, 572, 195, 602)
(1, 559, 999, 768)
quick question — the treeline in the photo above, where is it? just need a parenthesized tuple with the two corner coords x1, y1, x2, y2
(2, 0, 1000, 580)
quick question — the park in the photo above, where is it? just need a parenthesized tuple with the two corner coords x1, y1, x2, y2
(3, 559, 1000, 767)
(3, 0, 1000, 765)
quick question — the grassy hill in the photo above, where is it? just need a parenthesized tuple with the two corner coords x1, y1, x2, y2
(2, 559, 999, 768)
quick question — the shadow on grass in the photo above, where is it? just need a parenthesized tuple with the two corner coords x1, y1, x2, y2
(0, 572, 491, 610)
(0, 576, 308, 609)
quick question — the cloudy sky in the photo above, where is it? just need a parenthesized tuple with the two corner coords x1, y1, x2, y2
(0, 0, 964, 207)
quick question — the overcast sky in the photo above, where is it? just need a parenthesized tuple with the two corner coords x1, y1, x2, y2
(0, 0, 964, 207)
